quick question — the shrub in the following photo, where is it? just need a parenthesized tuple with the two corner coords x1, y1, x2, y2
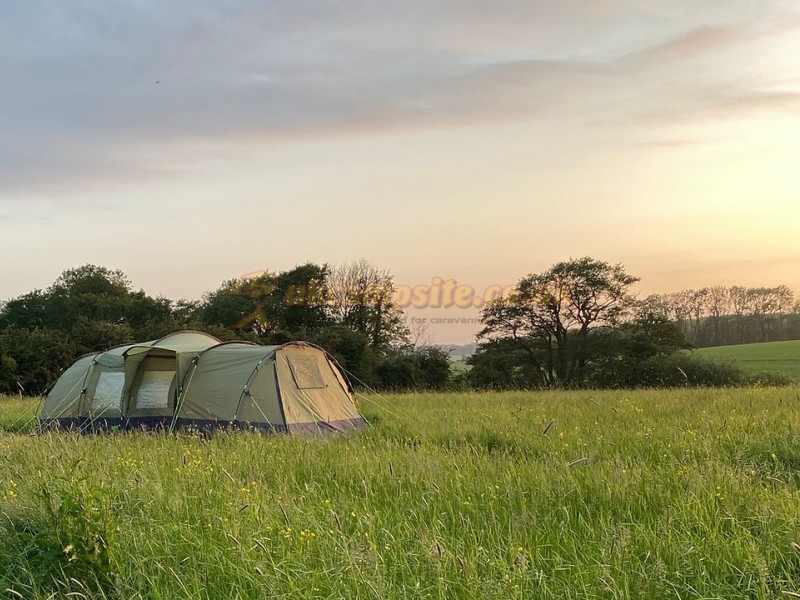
(634, 351, 792, 388)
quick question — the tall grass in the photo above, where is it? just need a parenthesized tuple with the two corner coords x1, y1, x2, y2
(0, 394, 41, 433)
(2, 388, 800, 598)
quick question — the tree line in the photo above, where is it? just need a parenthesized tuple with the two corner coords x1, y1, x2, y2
(0, 261, 450, 395)
(0, 258, 795, 395)
(641, 286, 800, 347)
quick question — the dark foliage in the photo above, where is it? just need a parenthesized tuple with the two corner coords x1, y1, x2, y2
(2, 258, 793, 394)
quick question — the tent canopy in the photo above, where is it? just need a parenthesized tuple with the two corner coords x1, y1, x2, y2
(40, 331, 364, 434)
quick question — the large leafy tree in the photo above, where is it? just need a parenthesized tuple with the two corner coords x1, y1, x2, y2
(0, 290, 51, 330)
(275, 263, 330, 337)
(0, 265, 170, 336)
(467, 337, 552, 389)
(0, 265, 187, 391)
(195, 275, 276, 335)
(196, 263, 331, 340)
(47, 265, 133, 329)
(478, 257, 639, 386)
(0, 327, 77, 394)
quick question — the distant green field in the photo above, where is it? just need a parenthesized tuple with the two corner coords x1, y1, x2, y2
(696, 340, 800, 380)
(449, 357, 470, 373)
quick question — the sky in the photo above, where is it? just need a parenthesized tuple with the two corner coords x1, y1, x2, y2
(1, 0, 799, 343)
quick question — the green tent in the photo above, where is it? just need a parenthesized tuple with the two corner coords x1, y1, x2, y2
(40, 331, 365, 433)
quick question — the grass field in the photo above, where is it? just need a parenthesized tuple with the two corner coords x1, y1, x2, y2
(697, 340, 800, 380)
(3, 388, 800, 598)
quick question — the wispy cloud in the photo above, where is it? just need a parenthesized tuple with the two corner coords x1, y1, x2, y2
(1, 1, 799, 195)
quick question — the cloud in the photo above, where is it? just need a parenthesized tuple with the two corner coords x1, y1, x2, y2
(635, 26, 741, 64)
(1, 1, 799, 195)
(643, 88, 800, 126)
(639, 137, 723, 149)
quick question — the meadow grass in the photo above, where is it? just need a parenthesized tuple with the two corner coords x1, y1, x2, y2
(2, 388, 800, 598)
(697, 340, 800, 380)
(0, 394, 41, 433)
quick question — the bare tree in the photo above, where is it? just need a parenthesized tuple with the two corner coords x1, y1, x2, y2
(636, 295, 671, 321)
(327, 259, 409, 349)
(728, 286, 751, 343)
(408, 316, 433, 349)
(649, 284, 796, 346)
(770, 285, 794, 339)
(704, 286, 730, 345)
(748, 286, 795, 341)
(664, 291, 694, 341)
(688, 288, 709, 342)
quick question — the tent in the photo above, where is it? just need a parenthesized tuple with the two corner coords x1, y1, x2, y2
(39, 331, 365, 433)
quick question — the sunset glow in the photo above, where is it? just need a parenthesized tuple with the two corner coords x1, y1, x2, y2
(2, 1, 799, 342)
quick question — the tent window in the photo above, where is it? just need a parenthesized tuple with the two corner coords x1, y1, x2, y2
(287, 355, 326, 390)
(136, 370, 175, 409)
(93, 371, 124, 412)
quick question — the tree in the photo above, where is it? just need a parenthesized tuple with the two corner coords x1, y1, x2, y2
(47, 265, 133, 329)
(312, 324, 377, 386)
(70, 316, 134, 356)
(478, 257, 639, 386)
(196, 273, 280, 336)
(374, 346, 452, 390)
(0, 265, 171, 335)
(195, 263, 331, 341)
(467, 337, 551, 389)
(0, 327, 77, 394)
(664, 290, 694, 342)
(729, 286, 751, 343)
(0, 290, 51, 330)
(408, 317, 433, 349)
(0, 265, 209, 392)
(327, 260, 408, 350)
(688, 288, 709, 341)
(622, 306, 690, 355)
(650, 285, 800, 347)
(274, 262, 330, 337)
(416, 346, 452, 389)
(704, 286, 730, 345)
